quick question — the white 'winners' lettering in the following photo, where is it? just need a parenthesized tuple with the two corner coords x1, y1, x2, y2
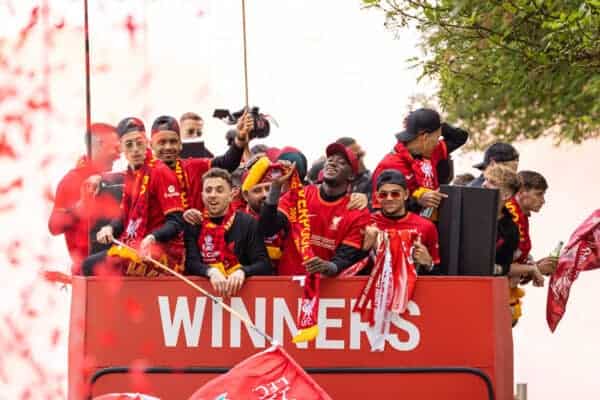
(158, 296, 207, 347)
(158, 296, 421, 350)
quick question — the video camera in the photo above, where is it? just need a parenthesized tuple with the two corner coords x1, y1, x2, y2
(213, 106, 271, 140)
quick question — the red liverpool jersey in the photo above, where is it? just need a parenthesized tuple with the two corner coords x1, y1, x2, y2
(277, 185, 370, 275)
(120, 161, 184, 241)
(371, 211, 441, 265)
(372, 140, 448, 208)
(181, 158, 212, 210)
(48, 160, 97, 267)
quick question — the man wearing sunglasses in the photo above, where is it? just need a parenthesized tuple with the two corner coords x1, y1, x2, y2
(366, 169, 440, 272)
(83, 117, 186, 276)
(259, 142, 370, 276)
(179, 112, 214, 159)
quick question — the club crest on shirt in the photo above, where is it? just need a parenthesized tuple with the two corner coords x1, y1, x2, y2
(421, 161, 433, 178)
(330, 216, 342, 231)
(125, 218, 141, 240)
(203, 235, 214, 252)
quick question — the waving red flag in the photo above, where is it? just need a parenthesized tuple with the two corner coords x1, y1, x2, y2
(547, 209, 600, 332)
(188, 346, 331, 400)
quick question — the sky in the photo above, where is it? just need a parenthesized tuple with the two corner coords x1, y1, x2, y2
(0, 0, 599, 399)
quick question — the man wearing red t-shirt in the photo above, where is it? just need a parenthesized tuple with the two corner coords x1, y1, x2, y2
(260, 143, 370, 276)
(367, 170, 440, 272)
(82, 117, 185, 276)
(372, 108, 468, 215)
(149, 113, 252, 213)
(48, 123, 120, 273)
(506, 170, 556, 275)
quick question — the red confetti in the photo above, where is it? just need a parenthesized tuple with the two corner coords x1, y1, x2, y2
(50, 328, 61, 348)
(15, 6, 40, 50)
(124, 15, 139, 47)
(26, 97, 51, 111)
(130, 359, 152, 394)
(54, 19, 65, 30)
(0, 177, 23, 195)
(0, 134, 17, 159)
(125, 297, 144, 323)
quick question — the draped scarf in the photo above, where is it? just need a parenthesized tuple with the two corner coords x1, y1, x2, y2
(505, 197, 531, 263)
(283, 171, 319, 343)
(198, 206, 240, 276)
(353, 229, 417, 351)
(108, 149, 184, 276)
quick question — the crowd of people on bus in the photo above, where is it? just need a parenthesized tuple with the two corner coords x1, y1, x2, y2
(48, 107, 556, 322)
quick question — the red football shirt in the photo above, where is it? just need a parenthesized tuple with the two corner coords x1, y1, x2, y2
(371, 140, 448, 208)
(48, 161, 97, 268)
(120, 162, 184, 240)
(371, 211, 440, 265)
(181, 158, 212, 210)
(276, 185, 370, 275)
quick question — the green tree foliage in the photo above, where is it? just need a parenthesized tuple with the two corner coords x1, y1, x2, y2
(364, 0, 600, 145)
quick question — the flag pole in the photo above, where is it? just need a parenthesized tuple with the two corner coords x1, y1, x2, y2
(84, 0, 92, 158)
(112, 239, 275, 345)
(241, 0, 249, 108)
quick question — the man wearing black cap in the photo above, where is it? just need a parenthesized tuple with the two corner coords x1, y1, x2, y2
(469, 142, 519, 187)
(149, 113, 252, 215)
(372, 108, 469, 215)
(82, 117, 186, 276)
(366, 169, 440, 271)
(259, 142, 370, 276)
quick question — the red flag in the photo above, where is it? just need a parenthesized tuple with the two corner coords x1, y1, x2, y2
(353, 230, 418, 351)
(188, 346, 332, 400)
(547, 209, 600, 332)
(93, 394, 160, 400)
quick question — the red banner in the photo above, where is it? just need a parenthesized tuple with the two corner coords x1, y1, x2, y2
(70, 276, 513, 400)
(188, 346, 331, 400)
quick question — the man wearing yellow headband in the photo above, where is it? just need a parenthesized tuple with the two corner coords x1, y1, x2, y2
(240, 156, 287, 266)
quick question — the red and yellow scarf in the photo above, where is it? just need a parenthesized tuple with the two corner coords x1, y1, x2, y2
(108, 149, 184, 276)
(198, 206, 240, 276)
(506, 197, 531, 263)
(284, 171, 319, 343)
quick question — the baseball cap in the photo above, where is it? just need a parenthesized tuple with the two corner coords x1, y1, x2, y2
(277, 146, 308, 182)
(151, 115, 180, 136)
(116, 117, 145, 138)
(473, 142, 519, 170)
(376, 169, 407, 190)
(325, 142, 359, 176)
(395, 108, 441, 142)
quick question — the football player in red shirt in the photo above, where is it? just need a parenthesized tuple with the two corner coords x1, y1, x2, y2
(82, 117, 185, 276)
(366, 169, 440, 272)
(371, 108, 468, 216)
(260, 143, 370, 276)
(149, 113, 252, 213)
(48, 123, 120, 273)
